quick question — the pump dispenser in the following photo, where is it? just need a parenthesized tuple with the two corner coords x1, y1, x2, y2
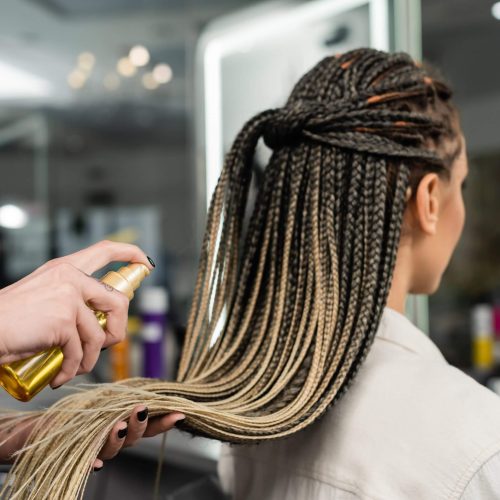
(0, 263, 150, 402)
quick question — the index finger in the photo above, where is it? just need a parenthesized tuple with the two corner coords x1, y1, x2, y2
(143, 412, 186, 438)
(61, 240, 153, 275)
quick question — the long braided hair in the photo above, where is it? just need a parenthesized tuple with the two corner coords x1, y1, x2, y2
(0, 48, 461, 499)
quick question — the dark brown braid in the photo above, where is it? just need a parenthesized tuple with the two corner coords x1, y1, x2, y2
(0, 48, 462, 499)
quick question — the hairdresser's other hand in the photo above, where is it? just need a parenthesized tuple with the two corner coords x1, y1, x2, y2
(0, 241, 153, 388)
(94, 406, 185, 470)
(0, 408, 185, 466)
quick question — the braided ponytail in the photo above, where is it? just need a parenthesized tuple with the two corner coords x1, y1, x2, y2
(0, 48, 461, 499)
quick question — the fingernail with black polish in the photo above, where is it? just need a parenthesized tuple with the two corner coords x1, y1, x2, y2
(93, 466, 102, 473)
(100, 347, 108, 352)
(117, 427, 128, 439)
(137, 408, 148, 422)
(52, 385, 61, 390)
(147, 256, 156, 268)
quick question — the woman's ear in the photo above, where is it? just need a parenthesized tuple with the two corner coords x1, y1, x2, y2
(413, 173, 440, 236)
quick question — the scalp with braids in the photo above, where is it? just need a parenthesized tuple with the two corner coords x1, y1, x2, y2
(0, 48, 461, 499)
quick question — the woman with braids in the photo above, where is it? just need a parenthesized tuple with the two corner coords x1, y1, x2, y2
(215, 49, 500, 499)
(1, 48, 499, 499)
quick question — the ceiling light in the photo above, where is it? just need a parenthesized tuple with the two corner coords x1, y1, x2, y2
(153, 63, 172, 84)
(129, 45, 150, 67)
(78, 52, 95, 71)
(67, 69, 87, 89)
(117, 57, 137, 77)
(0, 204, 28, 229)
(0, 61, 51, 99)
(142, 72, 158, 90)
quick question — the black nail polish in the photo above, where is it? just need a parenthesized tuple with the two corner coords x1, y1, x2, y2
(93, 466, 102, 472)
(137, 409, 148, 422)
(117, 427, 128, 439)
(147, 256, 156, 268)
(52, 385, 61, 390)
(100, 347, 108, 352)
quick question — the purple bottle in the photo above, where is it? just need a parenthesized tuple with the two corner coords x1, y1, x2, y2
(139, 286, 168, 378)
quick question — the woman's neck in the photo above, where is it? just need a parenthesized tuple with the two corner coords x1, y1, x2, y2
(386, 245, 412, 314)
(386, 281, 408, 314)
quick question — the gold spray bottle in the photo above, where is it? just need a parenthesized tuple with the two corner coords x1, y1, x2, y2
(0, 263, 150, 402)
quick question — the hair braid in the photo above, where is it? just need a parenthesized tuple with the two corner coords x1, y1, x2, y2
(0, 48, 462, 499)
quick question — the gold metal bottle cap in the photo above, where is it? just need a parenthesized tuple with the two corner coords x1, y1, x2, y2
(100, 263, 150, 300)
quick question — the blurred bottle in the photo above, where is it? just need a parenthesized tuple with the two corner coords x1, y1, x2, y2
(110, 316, 142, 381)
(493, 299, 500, 362)
(110, 337, 129, 381)
(139, 286, 167, 378)
(471, 304, 494, 372)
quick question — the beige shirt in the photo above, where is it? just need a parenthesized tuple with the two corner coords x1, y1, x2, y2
(218, 307, 500, 499)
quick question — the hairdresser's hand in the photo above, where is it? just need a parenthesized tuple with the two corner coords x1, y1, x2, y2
(93, 406, 186, 470)
(0, 240, 153, 388)
(0, 407, 185, 466)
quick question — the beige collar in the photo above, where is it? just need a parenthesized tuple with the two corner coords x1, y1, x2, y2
(376, 307, 446, 362)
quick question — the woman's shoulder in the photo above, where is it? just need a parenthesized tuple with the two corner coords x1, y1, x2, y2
(368, 307, 500, 418)
(219, 344, 500, 500)
(357, 308, 500, 436)
(219, 310, 500, 498)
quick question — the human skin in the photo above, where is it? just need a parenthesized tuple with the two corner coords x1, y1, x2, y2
(0, 240, 153, 387)
(0, 407, 185, 469)
(387, 136, 468, 313)
(0, 240, 185, 466)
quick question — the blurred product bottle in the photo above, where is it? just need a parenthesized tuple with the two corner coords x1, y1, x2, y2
(471, 304, 494, 372)
(110, 316, 142, 381)
(110, 337, 129, 381)
(139, 286, 167, 378)
(493, 300, 500, 362)
(128, 315, 143, 378)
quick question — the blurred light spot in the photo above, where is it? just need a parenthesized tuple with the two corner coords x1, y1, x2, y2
(67, 69, 87, 89)
(129, 45, 150, 67)
(78, 52, 95, 72)
(492, 2, 500, 19)
(153, 63, 172, 84)
(0, 204, 28, 229)
(117, 57, 137, 77)
(142, 72, 158, 90)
